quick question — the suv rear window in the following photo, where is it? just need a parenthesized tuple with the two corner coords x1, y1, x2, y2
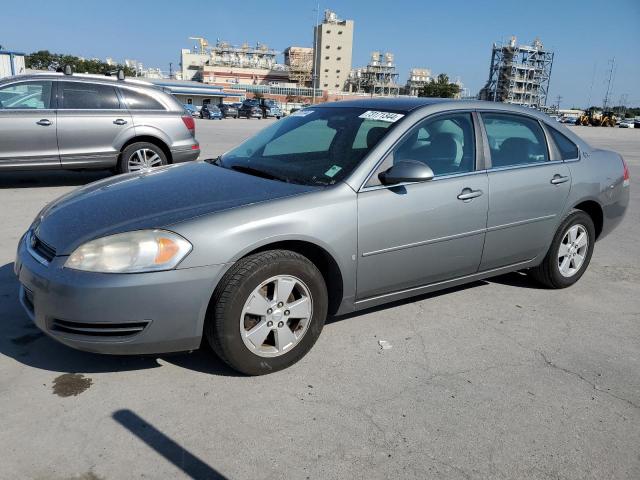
(59, 82, 121, 109)
(120, 88, 164, 110)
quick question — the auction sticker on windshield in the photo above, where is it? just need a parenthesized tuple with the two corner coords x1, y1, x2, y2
(291, 110, 314, 117)
(358, 111, 405, 123)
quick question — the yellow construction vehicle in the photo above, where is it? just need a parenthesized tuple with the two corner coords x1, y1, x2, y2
(576, 108, 617, 127)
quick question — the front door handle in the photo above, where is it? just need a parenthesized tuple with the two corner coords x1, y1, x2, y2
(36, 119, 52, 126)
(113, 118, 128, 125)
(457, 188, 483, 201)
(550, 174, 570, 185)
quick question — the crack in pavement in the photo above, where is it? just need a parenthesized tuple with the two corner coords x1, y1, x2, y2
(537, 351, 639, 410)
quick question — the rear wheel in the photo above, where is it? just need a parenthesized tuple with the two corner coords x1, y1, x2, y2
(205, 250, 327, 375)
(118, 142, 167, 174)
(530, 210, 595, 288)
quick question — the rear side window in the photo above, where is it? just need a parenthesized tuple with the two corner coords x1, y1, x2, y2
(547, 127, 579, 160)
(120, 88, 164, 110)
(59, 82, 120, 109)
(482, 113, 549, 168)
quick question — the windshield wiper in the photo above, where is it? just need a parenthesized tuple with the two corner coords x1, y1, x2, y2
(229, 165, 290, 183)
(205, 156, 223, 166)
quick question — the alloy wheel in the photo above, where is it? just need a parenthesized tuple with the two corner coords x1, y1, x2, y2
(558, 224, 589, 278)
(240, 275, 313, 357)
(128, 148, 163, 172)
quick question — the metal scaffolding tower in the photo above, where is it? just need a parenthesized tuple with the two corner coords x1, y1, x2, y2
(347, 52, 400, 96)
(479, 36, 554, 108)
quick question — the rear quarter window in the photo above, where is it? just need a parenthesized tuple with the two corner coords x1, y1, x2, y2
(120, 88, 164, 110)
(547, 127, 579, 160)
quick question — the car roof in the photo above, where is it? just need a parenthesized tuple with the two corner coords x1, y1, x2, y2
(0, 72, 156, 88)
(318, 97, 453, 112)
(315, 97, 560, 122)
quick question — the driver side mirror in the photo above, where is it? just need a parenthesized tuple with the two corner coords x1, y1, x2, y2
(378, 160, 434, 185)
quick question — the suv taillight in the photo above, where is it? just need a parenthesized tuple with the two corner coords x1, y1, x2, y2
(622, 156, 630, 187)
(182, 115, 195, 135)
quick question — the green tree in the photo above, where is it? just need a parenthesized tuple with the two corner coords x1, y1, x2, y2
(419, 73, 460, 98)
(25, 50, 136, 76)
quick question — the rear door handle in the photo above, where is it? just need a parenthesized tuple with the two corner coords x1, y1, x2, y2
(113, 118, 128, 125)
(36, 119, 52, 126)
(457, 188, 483, 201)
(550, 174, 570, 185)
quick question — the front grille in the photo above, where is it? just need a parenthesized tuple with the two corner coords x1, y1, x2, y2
(51, 319, 150, 338)
(22, 286, 35, 313)
(31, 233, 56, 262)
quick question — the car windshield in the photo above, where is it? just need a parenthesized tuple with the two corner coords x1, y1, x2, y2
(218, 107, 405, 186)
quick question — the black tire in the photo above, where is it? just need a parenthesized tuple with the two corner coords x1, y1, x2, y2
(117, 142, 168, 174)
(205, 250, 328, 375)
(530, 210, 595, 288)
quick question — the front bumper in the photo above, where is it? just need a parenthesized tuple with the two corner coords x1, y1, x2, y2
(15, 234, 228, 355)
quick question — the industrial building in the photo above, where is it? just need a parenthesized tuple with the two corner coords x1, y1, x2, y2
(0, 50, 26, 78)
(404, 68, 432, 96)
(313, 10, 354, 92)
(479, 36, 554, 108)
(284, 46, 314, 87)
(148, 79, 242, 107)
(180, 37, 287, 84)
(347, 52, 401, 96)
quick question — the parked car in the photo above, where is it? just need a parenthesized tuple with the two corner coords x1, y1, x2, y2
(0, 72, 199, 173)
(619, 119, 635, 128)
(15, 99, 630, 375)
(238, 99, 263, 119)
(200, 104, 223, 120)
(219, 103, 239, 118)
(183, 103, 199, 117)
(260, 99, 283, 119)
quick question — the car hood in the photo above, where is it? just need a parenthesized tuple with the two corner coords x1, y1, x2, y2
(33, 162, 316, 255)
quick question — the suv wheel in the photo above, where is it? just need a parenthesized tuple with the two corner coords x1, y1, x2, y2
(118, 142, 168, 174)
(530, 210, 595, 288)
(206, 250, 328, 375)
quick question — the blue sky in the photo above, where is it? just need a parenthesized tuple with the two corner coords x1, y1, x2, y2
(2, 0, 638, 108)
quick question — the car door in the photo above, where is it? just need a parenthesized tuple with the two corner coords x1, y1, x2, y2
(0, 80, 59, 168)
(356, 112, 488, 300)
(56, 80, 132, 168)
(479, 112, 571, 271)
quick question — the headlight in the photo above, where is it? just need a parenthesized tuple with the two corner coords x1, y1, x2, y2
(65, 230, 192, 273)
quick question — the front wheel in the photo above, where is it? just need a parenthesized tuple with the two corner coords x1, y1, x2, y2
(530, 210, 595, 288)
(118, 142, 167, 174)
(205, 250, 328, 375)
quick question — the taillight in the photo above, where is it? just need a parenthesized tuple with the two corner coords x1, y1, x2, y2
(622, 156, 630, 187)
(181, 115, 195, 135)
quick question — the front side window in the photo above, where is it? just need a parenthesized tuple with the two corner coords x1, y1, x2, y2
(59, 82, 120, 109)
(219, 107, 403, 186)
(547, 127, 579, 160)
(393, 113, 476, 177)
(482, 113, 549, 168)
(121, 88, 164, 110)
(0, 81, 52, 109)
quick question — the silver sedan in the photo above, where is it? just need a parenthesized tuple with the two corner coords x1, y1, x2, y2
(15, 99, 630, 375)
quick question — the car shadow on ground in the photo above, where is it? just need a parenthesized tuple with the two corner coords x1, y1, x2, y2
(0, 170, 112, 189)
(1, 260, 543, 376)
(0, 262, 241, 377)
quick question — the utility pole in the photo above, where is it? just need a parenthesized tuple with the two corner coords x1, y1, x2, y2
(169, 62, 173, 79)
(602, 58, 615, 111)
(555, 95, 562, 111)
(312, 2, 320, 105)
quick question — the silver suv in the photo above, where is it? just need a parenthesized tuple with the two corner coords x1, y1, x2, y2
(0, 72, 199, 173)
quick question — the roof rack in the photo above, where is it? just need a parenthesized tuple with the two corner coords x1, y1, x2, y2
(105, 68, 125, 80)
